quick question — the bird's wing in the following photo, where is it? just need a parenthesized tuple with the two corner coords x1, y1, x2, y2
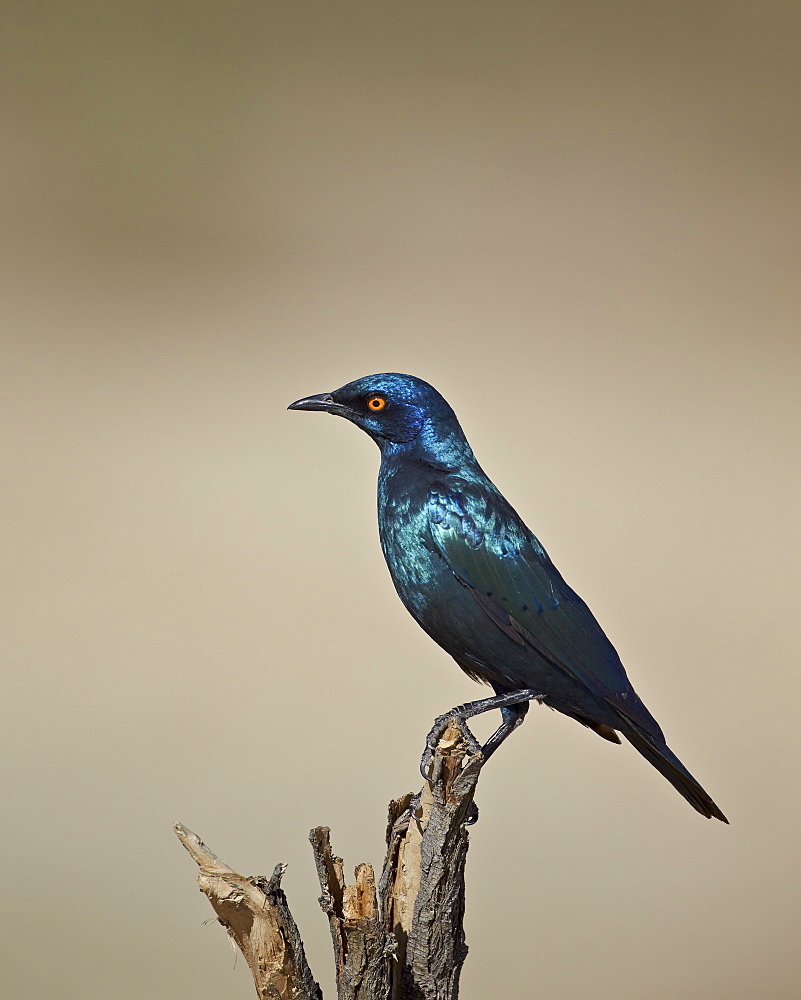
(427, 484, 662, 739)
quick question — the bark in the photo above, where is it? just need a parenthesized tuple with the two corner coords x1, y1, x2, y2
(176, 718, 483, 1000)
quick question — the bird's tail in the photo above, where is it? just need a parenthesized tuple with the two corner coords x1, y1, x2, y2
(623, 730, 728, 823)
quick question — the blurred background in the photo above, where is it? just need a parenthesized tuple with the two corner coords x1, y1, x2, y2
(2, 2, 800, 998)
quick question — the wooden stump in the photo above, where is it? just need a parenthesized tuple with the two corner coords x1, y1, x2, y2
(176, 719, 484, 1000)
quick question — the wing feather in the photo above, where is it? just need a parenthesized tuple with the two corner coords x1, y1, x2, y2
(427, 484, 662, 739)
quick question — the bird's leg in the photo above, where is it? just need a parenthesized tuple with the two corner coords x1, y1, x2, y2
(420, 688, 544, 780)
(481, 699, 531, 761)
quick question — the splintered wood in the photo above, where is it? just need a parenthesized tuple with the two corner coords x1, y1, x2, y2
(176, 718, 484, 1000)
(173, 822, 322, 1000)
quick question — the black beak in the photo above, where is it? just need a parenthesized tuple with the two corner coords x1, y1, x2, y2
(287, 392, 356, 418)
(287, 392, 336, 412)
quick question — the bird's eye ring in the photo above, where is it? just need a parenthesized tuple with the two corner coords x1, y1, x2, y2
(367, 395, 386, 411)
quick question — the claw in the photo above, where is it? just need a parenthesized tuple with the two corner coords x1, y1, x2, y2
(463, 800, 479, 825)
(420, 710, 483, 780)
(420, 689, 544, 780)
(420, 751, 433, 782)
(420, 717, 446, 779)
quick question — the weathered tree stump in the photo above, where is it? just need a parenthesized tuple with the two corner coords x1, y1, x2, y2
(175, 718, 484, 1000)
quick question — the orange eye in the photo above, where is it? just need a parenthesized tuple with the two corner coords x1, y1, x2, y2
(367, 395, 386, 411)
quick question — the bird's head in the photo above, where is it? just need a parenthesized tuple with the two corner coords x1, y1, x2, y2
(288, 373, 473, 466)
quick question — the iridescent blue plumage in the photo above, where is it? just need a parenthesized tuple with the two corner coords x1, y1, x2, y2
(289, 373, 727, 821)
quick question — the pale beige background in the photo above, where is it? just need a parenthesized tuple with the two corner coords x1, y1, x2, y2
(2, 3, 800, 998)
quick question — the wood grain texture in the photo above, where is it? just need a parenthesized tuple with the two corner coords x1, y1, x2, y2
(176, 717, 484, 999)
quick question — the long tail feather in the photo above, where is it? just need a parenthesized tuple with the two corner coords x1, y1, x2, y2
(623, 730, 728, 823)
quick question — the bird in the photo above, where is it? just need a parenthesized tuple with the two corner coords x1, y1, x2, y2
(288, 373, 727, 822)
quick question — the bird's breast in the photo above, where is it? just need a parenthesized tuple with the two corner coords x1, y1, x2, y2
(376, 463, 511, 668)
(378, 495, 438, 616)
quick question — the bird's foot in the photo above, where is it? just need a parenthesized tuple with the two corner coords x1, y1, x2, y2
(403, 791, 423, 825)
(420, 688, 545, 780)
(419, 711, 483, 781)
